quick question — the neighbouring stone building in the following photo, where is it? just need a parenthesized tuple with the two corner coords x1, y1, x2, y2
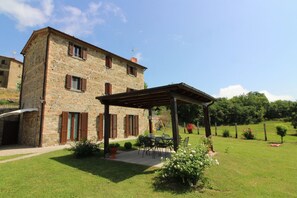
(19, 27, 148, 147)
(0, 55, 22, 89)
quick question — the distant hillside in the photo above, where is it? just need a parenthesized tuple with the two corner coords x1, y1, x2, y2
(0, 88, 19, 107)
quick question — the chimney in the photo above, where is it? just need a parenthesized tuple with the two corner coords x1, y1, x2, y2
(130, 57, 137, 63)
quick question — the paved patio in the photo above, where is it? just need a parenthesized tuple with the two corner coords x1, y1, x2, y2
(108, 149, 172, 168)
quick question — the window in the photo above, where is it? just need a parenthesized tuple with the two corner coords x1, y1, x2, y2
(68, 42, 87, 60)
(105, 56, 112, 68)
(127, 65, 137, 77)
(0, 71, 4, 76)
(61, 112, 88, 144)
(65, 74, 87, 92)
(97, 113, 117, 140)
(1, 60, 6, 65)
(124, 115, 139, 137)
(105, 83, 112, 95)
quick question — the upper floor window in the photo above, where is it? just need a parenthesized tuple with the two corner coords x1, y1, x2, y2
(68, 42, 87, 60)
(127, 65, 137, 77)
(105, 56, 112, 68)
(1, 60, 6, 65)
(105, 83, 112, 95)
(65, 74, 87, 92)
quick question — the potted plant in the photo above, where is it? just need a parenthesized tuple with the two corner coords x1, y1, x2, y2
(108, 143, 120, 159)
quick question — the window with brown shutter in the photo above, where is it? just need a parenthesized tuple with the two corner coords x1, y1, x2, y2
(105, 83, 112, 95)
(127, 65, 137, 77)
(80, 112, 88, 140)
(66, 75, 87, 92)
(81, 78, 87, 92)
(68, 42, 87, 60)
(105, 56, 112, 68)
(60, 112, 68, 144)
(65, 75, 72, 89)
(110, 114, 117, 139)
(82, 48, 87, 60)
(68, 42, 74, 56)
(124, 115, 129, 138)
(97, 113, 104, 141)
(125, 115, 139, 137)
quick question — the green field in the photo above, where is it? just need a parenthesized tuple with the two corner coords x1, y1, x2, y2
(0, 121, 296, 197)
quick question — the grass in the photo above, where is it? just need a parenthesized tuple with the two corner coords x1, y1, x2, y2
(0, 88, 19, 106)
(0, 153, 31, 161)
(0, 121, 296, 197)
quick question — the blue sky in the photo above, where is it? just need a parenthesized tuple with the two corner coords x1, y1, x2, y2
(0, 0, 296, 101)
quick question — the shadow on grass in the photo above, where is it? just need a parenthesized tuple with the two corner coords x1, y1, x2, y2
(51, 151, 155, 183)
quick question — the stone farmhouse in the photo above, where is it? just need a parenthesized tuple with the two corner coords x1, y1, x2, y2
(19, 27, 148, 147)
(0, 55, 22, 90)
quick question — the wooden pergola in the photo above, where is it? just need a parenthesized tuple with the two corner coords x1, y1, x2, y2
(96, 83, 216, 157)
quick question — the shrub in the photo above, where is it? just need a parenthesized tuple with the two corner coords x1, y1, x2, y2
(69, 139, 100, 158)
(108, 143, 120, 149)
(157, 144, 218, 187)
(276, 125, 287, 143)
(222, 129, 230, 137)
(124, 142, 132, 150)
(242, 128, 255, 140)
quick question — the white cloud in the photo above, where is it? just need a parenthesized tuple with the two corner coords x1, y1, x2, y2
(103, 2, 127, 23)
(259, 90, 295, 102)
(215, 84, 295, 102)
(0, 0, 54, 30)
(216, 84, 249, 99)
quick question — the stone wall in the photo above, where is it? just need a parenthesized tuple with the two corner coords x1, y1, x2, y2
(19, 32, 47, 146)
(7, 60, 22, 90)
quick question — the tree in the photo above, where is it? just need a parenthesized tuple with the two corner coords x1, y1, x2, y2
(276, 125, 287, 143)
(291, 103, 297, 129)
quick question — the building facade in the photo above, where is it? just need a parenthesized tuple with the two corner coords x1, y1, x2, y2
(0, 55, 22, 89)
(19, 27, 148, 147)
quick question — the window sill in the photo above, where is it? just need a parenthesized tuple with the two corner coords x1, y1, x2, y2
(70, 55, 85, 61)
(69, 88, 84, 93)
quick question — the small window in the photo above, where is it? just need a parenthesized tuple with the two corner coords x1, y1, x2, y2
(105, 56, 112, 68)
(68, 42, 87, 60)
(127, 65, 137, 77)
(126, 88, 135, 92)
(105, 83, 112, 95)
(0, 71, 4, 75)
(72, 76, 81, 90)
(1, 60, 6, 65)
(65, 74, 86, 92)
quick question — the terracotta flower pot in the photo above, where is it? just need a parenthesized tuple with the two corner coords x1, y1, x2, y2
(109, 147, 117, 159)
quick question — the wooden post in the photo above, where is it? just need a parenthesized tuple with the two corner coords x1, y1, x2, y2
(148, 108, 153, 134)
(264, 122, 267, 141)
(197, 121, 199, 135)
(104, 104, 110, 158)
(170, 97, 179, 151)
(183, 122, 186, 133)
(235, 123, 238, 139)
(215, 122, 217, 136)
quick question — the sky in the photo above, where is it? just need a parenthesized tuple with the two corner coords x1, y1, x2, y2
(0, 0, 296, 102)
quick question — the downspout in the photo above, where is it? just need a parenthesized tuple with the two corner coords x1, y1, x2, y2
(39, 31, 51, 147)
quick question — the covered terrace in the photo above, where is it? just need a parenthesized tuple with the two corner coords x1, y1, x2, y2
(96, 83, 216, 157)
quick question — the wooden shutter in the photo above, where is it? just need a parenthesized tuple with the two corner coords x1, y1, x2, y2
(110, 114, 117, 139)
(106, 56, 112, 68)
(60, 112, 68, 144)
(65, 75, 72, 89)
(97, 113, 103, 141)
(124, 115, 129, 138)
(135, 115, 139, 136)
(82, 48, 87, 60)
(81, 78, 87, 92)
(127, 65, 130, 75)
(68, 42, 74, 56)
(80, 113, 88, 140)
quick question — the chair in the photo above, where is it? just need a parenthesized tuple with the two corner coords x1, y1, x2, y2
(155, 136, 172, 157)
(142, 136, 155, 157)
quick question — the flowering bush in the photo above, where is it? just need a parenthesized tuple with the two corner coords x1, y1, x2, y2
(69, 139, 100, 158)
(242, 128, 255, 139)
(157, 144, 218, 187)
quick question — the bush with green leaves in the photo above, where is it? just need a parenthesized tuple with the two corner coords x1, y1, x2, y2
(157, 144, 218, 187)
(69, 139, 100, 158)
(276, 125, 287, 143)
(242, 128, 255, 140)
(124, 142, 132, 150)
(222, 129, 230, 137)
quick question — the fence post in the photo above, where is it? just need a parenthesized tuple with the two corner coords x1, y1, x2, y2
(215, 122, 217, 136)
(183, 122, 186, 133)
(264, 122, 267, 141)
(197, 121, 199, 134)
(235, 123, 238, 138)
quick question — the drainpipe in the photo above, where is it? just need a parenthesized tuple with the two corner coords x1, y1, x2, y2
(39, 31, 51, 147)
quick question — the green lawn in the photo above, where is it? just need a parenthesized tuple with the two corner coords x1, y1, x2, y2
(0, 153, 31, 161)
(0, 121, 296, 197)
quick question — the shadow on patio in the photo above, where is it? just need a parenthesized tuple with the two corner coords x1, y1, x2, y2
(50, 151, 158, 183)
